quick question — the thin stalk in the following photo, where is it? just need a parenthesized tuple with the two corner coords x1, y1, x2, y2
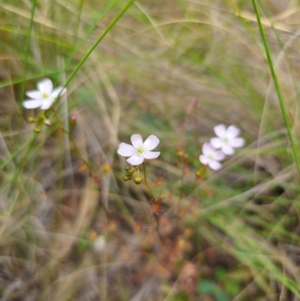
(51, 109, 91, 170)
(252, 0, 300, 177)
(65, 0, 119, 68)
(75, 0, 84, 46)
(142, 162, 155, 201)
(19, 0, 37, 129)
(59, 0, 136, 96)
(22, 0, 37, 87)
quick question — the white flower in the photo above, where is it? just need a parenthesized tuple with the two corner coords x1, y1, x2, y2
(93, 235, 106, 253)
(23, 78, 66, 110)
(199, 142, 225, 171)
(117, 134, 160, 166)
(210, 124, 245, 155)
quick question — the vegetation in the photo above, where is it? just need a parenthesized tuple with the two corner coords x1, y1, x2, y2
(0, 0, 300, 300)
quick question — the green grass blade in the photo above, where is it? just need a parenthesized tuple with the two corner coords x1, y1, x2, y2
(252, 0, 300, 178)
(62, 0, 136, 91)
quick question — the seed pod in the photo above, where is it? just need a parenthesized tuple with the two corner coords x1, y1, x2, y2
(125, 165, 131, 171)
(34, 126, 41, 133)
(123, 175, 130, 181)
(27, 117, 36, 123)
(134, 176, 142, 184)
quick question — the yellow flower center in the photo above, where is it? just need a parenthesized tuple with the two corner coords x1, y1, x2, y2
(137, 147, 144, 153)
(42, 93, 48, 99)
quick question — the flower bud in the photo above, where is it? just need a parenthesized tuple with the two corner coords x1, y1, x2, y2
(93, 235, 106, 253)
(134, 176, 142, 184)
(124, 165, 131, 171)
(27, 117, 36, 123)
(123, 175, 130, 181)
(34, 126, 41, 133)
(44, 119, 51, 126)
(70, 112, 78, 126)
(196, 166, 207, 180)
(102, 163, 111, 173)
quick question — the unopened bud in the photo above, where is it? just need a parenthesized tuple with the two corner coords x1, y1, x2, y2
(123, 175, 130, 181)
(70, 112, 78, 126)
(134, 176, 142, 184)
(44, 119, 51, 126)
(27, 117, 36, 123)
(125, 165, 131, 172)
(93, 235, 106, 253)
(34, 126, 41, 133)
(196, 166, 207, 180)
(102, 163, 111, 173)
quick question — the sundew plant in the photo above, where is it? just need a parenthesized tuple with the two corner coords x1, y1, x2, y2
(1, 0, 300, 300)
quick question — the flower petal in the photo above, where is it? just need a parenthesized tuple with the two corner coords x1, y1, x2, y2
(227, 125, 240, 138)
(202, 142, 215, 155)
(214, 124, 226, 138)
(214, 150, 226, 161)
(127, 153, 144, 166)
(143, 151, 160, 159)
(210, 137, 222, 149)
(229, 137, 245, 148)
(22, 99, 43, 109)
(199, 154, 209, 165)
(40, 98, 55, 110)
(117, 143, 137, 157)
(51, 86, 66, 98)
(37, 78, 53, 94)
(143, 135, 159, 151)
(221, 144, 235, 155)
(25, 90, 43, 99)
(131, 134, 143, 148)
(208, 160, 222, 171)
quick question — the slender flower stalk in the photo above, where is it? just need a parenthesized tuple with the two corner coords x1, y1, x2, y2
(142, 162, 156, 201)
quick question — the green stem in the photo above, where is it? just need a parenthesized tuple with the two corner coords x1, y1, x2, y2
(142, 162, 156, 201)
(55, 0, 136, 101)
(252, 0, 300, 177)
(19, 0, 37, 130)
(22, 0, 37, 88)
(51, 109, 91, 170)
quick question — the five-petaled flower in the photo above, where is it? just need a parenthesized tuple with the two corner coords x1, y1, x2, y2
(210, 124, 245, 155)
(117, 134, 160, 166)
(199, 142, 225, 171)
(23, 78, 66, 110)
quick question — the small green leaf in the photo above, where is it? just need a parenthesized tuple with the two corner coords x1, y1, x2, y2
(215, 267, 227, 281)
(197, 279, 215, 294)
(214, 288, 230, 301)
(225, 280, 241, 296)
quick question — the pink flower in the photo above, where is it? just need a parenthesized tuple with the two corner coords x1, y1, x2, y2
(117, 134, 160, 166)
(210, 124, 245, 155)
(199, 142, 225, 170)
